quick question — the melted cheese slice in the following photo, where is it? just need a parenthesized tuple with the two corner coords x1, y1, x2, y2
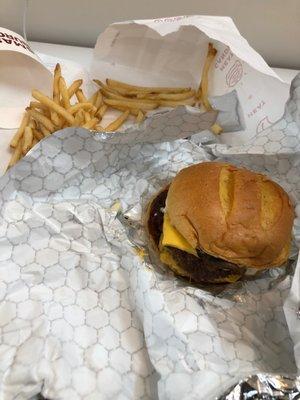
(160, 214, 242, 283)
(161, 213, 197, 256)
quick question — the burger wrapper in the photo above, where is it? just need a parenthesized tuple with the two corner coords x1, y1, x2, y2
(91, 15, 289, 145)
(0, 73, 299, 399)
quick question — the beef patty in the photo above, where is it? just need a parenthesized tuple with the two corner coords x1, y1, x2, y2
(147, 188, 245, 283)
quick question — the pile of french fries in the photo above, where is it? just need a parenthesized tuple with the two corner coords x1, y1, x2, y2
(7, 43, 219, 170)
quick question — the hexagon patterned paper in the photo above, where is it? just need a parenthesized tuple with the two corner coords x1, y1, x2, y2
(0, 74, 299, 400)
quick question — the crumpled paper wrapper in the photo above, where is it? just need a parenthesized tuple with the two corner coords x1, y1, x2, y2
(0, 73, 299, 399)
(91, 15, 290, 145)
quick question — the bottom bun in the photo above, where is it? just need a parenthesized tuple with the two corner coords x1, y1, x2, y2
(146, 188, 246, 284)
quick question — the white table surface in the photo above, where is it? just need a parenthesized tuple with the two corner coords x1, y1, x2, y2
(0, 41, 299, 176)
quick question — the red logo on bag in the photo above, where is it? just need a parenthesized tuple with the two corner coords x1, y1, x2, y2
(0, 31, 33, 53)
(247, 100, 266, 119)
(226, 60, 243, 87)
(153, 16, 188, 23)
(215, 46, 234, 71)
(256, 116, 272, 133)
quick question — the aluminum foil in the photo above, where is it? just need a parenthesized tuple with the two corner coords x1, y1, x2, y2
(93, 90, 242, 145)
(0, 75, 299, 399)
(219, 374, 300, 399)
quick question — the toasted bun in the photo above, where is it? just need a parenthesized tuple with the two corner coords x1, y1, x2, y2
(166, 162, 294, 269)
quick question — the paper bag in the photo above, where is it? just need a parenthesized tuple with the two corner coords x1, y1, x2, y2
(91, 15, 290, 145)
(0, 27, 52, 129)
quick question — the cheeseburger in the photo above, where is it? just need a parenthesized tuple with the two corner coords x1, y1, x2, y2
(146, 162, 294, 283)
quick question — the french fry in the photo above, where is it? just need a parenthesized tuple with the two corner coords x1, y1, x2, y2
(68, 102, 95, 115)
(130, 109, 142, 117)
(10, 112, 29, 148)
(68, 79, 83, 99)
(95, 78, 198, 114)
(79, 110, 85, 124)
(50, 110, 61, 127)
(86, 91, 101, 116)
(135, 93, 147, 99)
(82, 118, 98, 129)
(210, 123, 223, 135)
(101, 86, 160, 105)
(30, 101, 49, 112)
(93, 79, 118, 93)
(33, 129, 44, 141)
(109, 87, 137, 99)
(143, 90, 196, 101)
(94, 91, 103, 109)
(107, 104, 140, 116)
(32, 90, 75, 125)
(136, 110, 145, 123)
(101, 90, 124, 101)
(158, 98, 196, 107)
(95, 125, 105, 131)
(74, 109, 85, 126)
(97, 104, 108, 118)
(108, 84, 164, 96)
(27, 108, 56, 132)
(93, 79, 106, 89)
(28, 118, 36, 129)
(76, 89, 88, 103)
(105, 110, 130, 132)
(94, 80, 124, 98)
(51, 63, 62, 126)
(59, 76, 71, 109)
(100, 87, 126, 101)
(7, 51, 218, 172)
(30, 104, 50, 121)
(22, 126, 33, 154)
(40, 124, 51, 137)
(53, 63, 61, 100)
(73, 111, 82, 126)
(197, 43, 217, 110)
(8, 140, 22, 168)
(104, 98, 158, 111)
(88, 91, 99, 105)
(84, 112, 91, 123)
(106, 78, 191, 95)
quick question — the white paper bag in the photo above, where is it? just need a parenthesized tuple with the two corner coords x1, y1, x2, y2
(91, 15, 290, 145)
(0, 27, 52, 129)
